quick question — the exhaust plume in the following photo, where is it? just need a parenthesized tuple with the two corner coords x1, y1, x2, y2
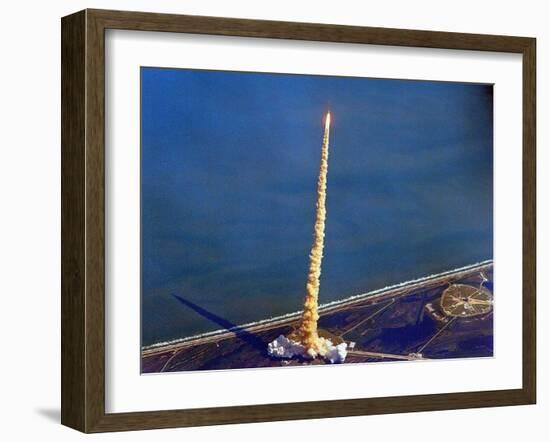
(295, 111, 331, 356)
(268, 111, 347, 363)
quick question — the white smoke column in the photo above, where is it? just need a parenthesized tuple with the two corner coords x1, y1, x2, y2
(296, 111, 331, 357)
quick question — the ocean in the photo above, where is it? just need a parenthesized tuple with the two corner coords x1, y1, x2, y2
(140, 67, 493, 347)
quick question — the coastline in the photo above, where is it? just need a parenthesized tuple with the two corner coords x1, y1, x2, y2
(142, 259, 493, 356)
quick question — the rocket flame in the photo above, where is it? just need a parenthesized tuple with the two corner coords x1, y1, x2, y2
(295, 111, 331, 357)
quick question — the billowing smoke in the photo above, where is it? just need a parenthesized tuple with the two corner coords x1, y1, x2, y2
(296, 111, 331, 356)
(268, 112, 347, 363)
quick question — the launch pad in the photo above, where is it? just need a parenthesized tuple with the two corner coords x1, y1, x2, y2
(440, 283, 493, 318)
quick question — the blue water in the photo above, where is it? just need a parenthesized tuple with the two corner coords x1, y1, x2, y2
(141, 68, 493, 346)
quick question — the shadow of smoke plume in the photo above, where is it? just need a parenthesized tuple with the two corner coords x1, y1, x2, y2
(171, 294, 267, 352)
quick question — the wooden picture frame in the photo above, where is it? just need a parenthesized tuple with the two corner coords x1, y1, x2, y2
(61, 8, 536, 433)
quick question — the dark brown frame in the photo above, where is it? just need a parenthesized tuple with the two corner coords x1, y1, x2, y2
(61, 8, 536, 433)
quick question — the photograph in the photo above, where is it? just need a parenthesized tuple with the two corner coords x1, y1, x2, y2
(140, 67, 494, 373)
(0, 0, 540, 437)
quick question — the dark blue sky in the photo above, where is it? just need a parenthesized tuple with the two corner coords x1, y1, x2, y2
(141, 67, 493, 346)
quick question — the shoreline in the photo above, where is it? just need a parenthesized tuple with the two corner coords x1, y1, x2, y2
(142, 259, 493, 355)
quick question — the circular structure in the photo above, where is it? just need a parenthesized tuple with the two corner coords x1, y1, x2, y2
(440, 284, 493, 318)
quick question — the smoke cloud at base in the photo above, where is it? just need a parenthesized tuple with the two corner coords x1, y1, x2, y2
(267, 334, 348, 364)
